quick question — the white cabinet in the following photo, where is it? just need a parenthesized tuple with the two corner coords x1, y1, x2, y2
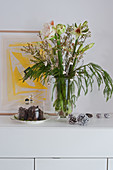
(35, 159, 106, 170)
(0, 159, 34, 170)
(0, 116, 113, 170)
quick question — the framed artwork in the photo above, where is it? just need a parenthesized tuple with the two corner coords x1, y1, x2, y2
(0, 32, 53, 114)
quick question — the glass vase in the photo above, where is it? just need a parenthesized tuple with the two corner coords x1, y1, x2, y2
(53, 77, 75, 118)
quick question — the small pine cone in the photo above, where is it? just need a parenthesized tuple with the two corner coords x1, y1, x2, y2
(69, 119, 76, 125)
(77, 114, 89, 126)
(69, 115, 77, 125)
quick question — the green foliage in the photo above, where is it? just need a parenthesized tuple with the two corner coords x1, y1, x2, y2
(75, 63, 113, 101)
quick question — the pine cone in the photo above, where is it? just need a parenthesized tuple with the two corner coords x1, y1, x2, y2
(69, 114, 77, 125)
(77, 114, 89, 126)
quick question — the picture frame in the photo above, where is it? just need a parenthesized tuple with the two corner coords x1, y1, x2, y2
(0, 31, 53, 115)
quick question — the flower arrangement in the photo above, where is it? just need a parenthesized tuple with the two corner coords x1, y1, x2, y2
(21, 21, 113, 117)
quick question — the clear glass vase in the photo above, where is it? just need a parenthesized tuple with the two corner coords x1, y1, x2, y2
(53, 77, 75, 118)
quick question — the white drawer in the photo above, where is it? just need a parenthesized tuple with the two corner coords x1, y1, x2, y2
(0, 159, 34, 170)
(35, 158, 106, 170)
(108, 159, 113, 170)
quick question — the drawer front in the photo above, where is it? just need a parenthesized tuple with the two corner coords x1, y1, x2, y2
(1, 128, 113, 157)
(36, 159, 106, 170)
(0, 159, 34, 170)
(108, 159, 113, 170)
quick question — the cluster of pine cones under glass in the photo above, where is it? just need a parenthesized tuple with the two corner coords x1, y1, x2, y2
(18, 106, 45, 121)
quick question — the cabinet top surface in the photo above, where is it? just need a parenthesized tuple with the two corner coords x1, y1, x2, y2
(0, 114, 113, 129)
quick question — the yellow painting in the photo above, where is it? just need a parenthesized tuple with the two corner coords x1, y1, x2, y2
(0, 33, 51, 113)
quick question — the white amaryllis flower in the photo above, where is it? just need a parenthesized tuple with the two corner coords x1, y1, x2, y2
(42, 23, 50, 37)
(41, 23, 56, 39)
(49, 28, 56, 38)
(71, 25, 81, 38)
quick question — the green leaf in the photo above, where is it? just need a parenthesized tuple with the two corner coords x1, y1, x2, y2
(83, 21, 88, 26)
(82, 28, 89, 33)
(75, 62, 113, 101)
(81, 43, 95, 53)
(75, 23, 77, 27)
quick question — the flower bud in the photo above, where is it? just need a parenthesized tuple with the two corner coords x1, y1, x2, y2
(50, 20, 54, 26)
(56, 24, 66, 35)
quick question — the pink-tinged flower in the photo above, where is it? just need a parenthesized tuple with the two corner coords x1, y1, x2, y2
(42, 22, 56, 39)
(42, 23, 51, 37)
(49, 28, 56, 38)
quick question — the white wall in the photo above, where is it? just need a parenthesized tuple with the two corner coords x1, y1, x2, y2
(0, 0, 113, 113)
